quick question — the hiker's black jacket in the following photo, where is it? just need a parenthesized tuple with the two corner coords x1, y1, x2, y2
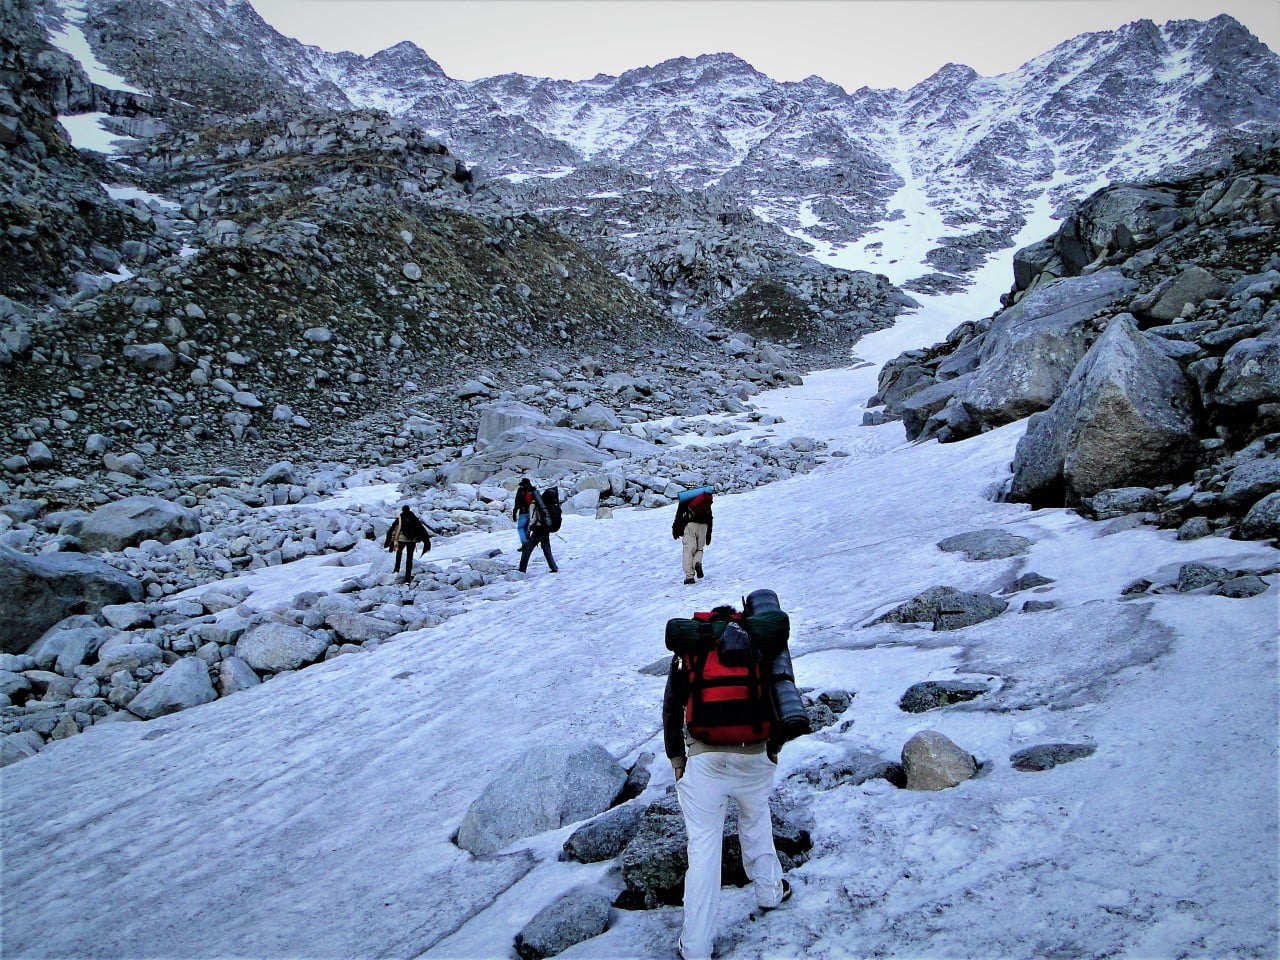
(672, 501, 713, 542)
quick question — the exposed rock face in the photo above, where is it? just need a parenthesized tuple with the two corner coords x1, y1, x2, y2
(1009, 315, 1199, 506)
(0, 546, 142, 654)
(456, 742, 626, 857)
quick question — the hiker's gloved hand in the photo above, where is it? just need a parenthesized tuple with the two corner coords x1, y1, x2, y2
(671, 757, 686, 781)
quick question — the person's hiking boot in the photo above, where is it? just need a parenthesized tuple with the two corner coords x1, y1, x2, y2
(695, 562, 704, 579)
(758, 879, 792, 913)
(684, 577, 696, 585)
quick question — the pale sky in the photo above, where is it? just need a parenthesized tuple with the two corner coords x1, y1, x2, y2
(249, 0, 1280, 91)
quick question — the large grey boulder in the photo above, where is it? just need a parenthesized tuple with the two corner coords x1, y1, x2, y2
(235, 622, 329, 673)
(0, 548, 142, 655)
(901, 730, 978, 790)
(127, 658, 217, 719)
(476, 401, 552, 446)
(1146, 265, 1226, 322)
(1239, 491, 1280, 541)
(513, 888, 612, 960)
(958, 271, 1138, 431)
(78, 496, 201, 552)
(562, 804, 645, 864)
(217, 656, 261, 696)
(456, 741, 626, 857)
(121, 342, 176, 372)
(1221, 457, 1280, 511)
(1009, 315, 1199, 507)
(1053, 185, 1183, 274)
(0, 731, 45, 767)
(443, 427, 616, 484)
(1213, 333, 1280, 408)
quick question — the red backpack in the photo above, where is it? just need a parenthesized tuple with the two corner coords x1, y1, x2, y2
(680, 609, 772, 746)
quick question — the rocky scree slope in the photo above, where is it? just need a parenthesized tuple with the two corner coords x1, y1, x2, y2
(0, 82, 721, 494)
(0, 0, 160, 301)
(874, 135, 1280, 542)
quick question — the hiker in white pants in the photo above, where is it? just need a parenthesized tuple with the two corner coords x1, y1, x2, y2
(673, 750, 786, 960)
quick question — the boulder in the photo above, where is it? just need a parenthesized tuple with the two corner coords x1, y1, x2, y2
(562, 803, 645, 864)
(1175, 562, 1233, 592)
(217, 656, 261, 696)
(95, 642, 164, 677)
(127, 658, 217, 719)
(324, 611, 398, 644)
(958, 271, 1138, 431)
(872, 586, 1007, 631)
(1053, 185, 1182, 273)
(1213, 333, 1280, 408)
(1221, 457, 1280, 511)
(456, 741, 627, 856)
(1009, 316, 1199, 507)
(442, 427, 614, 485)
(476, 401, 552, 446)
(1010, 743, 1097, 771)
(617, 792, 811, 909)
(235, 622, 329, 673)
(121, 342, 176, 372)
(901, 730, 978, 790)
(514, 888, 612, 960)
(1082, 486, 1163, 519)
(1238, 491, 1280, 541)
(0, 548, 142, 654)
(936, 529, 1031, 561)
(898, 680, 989, 713)
(1146, 265, 1226, 321)
(0, 730, 45, 767)
(1215, 575, 1271, 598)
(78, 496, 201, 552)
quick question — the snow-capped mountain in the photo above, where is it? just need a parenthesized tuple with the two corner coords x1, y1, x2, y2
(42, 0, 1280, 295)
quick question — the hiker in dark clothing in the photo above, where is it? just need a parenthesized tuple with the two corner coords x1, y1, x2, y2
(512, 477, 535, 546)
(384, 504, 432, 582)
(518, 488, 558, 574)
(672, 491, 713, 584)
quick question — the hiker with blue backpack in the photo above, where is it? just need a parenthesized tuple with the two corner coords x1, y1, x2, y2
(662, 589, 809, 960)
(672, 486, 714, 585)
(518, 485, 561, 574)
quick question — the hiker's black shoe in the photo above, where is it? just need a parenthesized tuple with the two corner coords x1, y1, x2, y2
(684, 577, 696, 585)
(759, 879, 792, 913)
(695, 563, 704, 579)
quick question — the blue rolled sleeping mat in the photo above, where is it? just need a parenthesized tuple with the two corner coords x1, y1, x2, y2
(676, 485, 715, 503)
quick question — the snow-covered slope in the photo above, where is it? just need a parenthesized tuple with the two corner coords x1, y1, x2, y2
(3, 274, 1276, 958)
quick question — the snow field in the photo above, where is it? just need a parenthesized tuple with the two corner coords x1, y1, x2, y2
(2, 285, 1277, 958)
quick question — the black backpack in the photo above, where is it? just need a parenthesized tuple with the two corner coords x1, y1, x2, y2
(541, 486, 563, 532)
